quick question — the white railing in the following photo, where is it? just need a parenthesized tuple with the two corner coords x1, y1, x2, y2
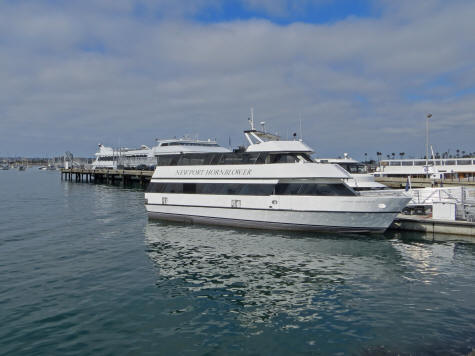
(361, 187, 475, 206)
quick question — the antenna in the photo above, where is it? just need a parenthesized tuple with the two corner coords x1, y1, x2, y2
(299, 115, 303, 141)
(248, 107, 255, 130)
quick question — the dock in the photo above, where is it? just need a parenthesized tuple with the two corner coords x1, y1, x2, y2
(391, 214, 475, 236)
(375, 176, 475, 189)
(60, 168, 153, 186)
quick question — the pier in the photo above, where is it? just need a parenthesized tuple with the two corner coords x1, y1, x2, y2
(391, 214, 475, 236)
(375, 176, 475, 189)
(60, 168, 153, 186)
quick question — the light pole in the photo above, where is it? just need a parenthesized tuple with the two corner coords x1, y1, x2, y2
(426, 113, 432, 178)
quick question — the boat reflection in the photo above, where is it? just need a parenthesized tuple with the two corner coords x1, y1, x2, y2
(145, 222, 454, 327)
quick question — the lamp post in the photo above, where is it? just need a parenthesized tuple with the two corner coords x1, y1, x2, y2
(426, 113, 432, 178)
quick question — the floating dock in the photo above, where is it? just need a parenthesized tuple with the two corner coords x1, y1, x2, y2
(60, 168, 153, 186)
(391, 214, 475, 236)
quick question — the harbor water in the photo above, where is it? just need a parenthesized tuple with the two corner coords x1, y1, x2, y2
(1, 169, 475, 355)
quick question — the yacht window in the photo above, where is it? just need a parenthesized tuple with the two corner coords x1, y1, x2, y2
(269, 154, 299, 163)
(389, 161, 401, 166)
(223, 154, 245, 165)
(180, 155, 207, 166)
(300, 154, 313, 162)
(298, 184, 320, 195)
(226, 184, 241, 195)
(414, 160, 426, 166)
(210, 154, 224, 165)
(147, 183, 274, 196)
(402, 161, 413, 166)
(98, 156, 115, 161)
(255, 153, 267, 164)
(183, 183, 196, 194)
(446, 160, 456, 165)
(153, 152, 312, 166)
(146, 182, 355, 196)
(457, 160, 471, 165)
(274, 183, 355, 196)
(156, 155, 179, 166)
(240, 184, 274, 195)
(337, 163, 366, 173)
(339, 163, 350, 172)
(275, 183, 301, 195)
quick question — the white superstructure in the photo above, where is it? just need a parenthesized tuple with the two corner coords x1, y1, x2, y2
(92, 138, 230, 170)
(145, 119, 410, 233)
(375, 157, 475, 180)
(315, 153, 388, 190)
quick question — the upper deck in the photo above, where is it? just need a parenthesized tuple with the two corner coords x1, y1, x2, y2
(154, 150, 314, 167)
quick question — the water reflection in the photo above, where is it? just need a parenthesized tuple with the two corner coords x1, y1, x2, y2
(144, 223, 475, 353)
(145, 223, 408, 326)
(387, 230, 475, 283)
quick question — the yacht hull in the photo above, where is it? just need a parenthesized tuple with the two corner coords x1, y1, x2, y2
(145, 202, 403, 233)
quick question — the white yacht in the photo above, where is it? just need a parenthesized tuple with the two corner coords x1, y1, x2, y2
(145, 119, 410, 233)
(92, 144, 151, 169)
(92, 138, 230, 170)
(315, 153, 388, 191)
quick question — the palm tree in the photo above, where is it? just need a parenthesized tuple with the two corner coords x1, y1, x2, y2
(399, 152, 405, 159)
(376, 152, 382, 163)
(456, 149, 460, 158)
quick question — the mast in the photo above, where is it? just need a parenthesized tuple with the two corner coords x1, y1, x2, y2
(299, 115, 303, 142)
(249, 107, 255, 130)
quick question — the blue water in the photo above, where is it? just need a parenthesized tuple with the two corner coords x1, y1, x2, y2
(1, 169, 475, 355)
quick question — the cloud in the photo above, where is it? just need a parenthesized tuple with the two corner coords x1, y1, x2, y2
(0, 0, 474, 158)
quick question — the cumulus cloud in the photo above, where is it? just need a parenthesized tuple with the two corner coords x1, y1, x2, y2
(0, 0, 474, 157)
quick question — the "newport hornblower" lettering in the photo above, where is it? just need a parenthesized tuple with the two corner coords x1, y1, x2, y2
(175, 168, 253, 176)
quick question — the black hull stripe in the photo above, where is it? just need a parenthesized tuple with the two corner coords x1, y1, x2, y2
(145, 203, 401, 214)
(147, 211, 386, 233)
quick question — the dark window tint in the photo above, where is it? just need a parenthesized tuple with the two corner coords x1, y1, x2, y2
(147, 182, 354, 196)
(183, 183, 196, 193)
(240, 184, 274, 195)
(275, 183, 301, 195)
(147, 183, 273, 196)
(275, 183, 354, 196)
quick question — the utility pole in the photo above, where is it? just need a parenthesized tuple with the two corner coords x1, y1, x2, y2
(426, 113, 432, 178)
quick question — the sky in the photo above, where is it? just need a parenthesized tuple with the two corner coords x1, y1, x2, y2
(1, 0, 475, 159)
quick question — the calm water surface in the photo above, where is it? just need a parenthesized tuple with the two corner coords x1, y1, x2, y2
(1, 169, 475, 355)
